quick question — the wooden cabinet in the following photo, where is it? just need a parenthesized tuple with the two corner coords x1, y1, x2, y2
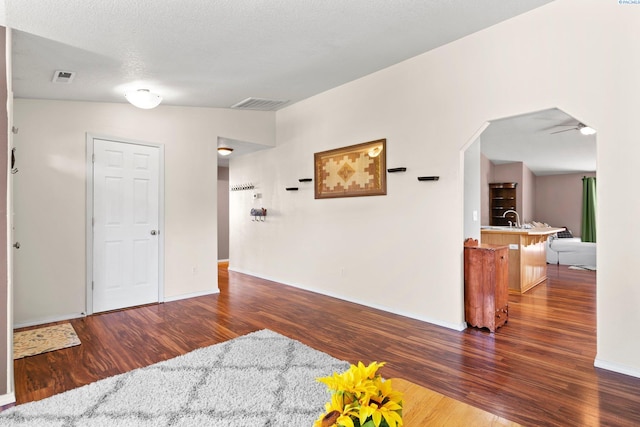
(481, 227, 563, 294)
(489, 182, 517, 226)
(464, 241, 509, 332)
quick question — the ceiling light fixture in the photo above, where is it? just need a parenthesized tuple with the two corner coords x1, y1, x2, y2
(217, 147, 234, 156)
(124, 89, 163, 109)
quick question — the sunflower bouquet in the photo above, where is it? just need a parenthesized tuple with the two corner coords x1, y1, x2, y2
(314, 361, 403, 427)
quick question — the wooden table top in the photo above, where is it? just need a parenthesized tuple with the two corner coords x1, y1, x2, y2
(392, 378, 521, 426)
(480, 226, 564, 236)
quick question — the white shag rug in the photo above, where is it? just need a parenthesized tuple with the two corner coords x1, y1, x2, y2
(0, 329, 349, 426)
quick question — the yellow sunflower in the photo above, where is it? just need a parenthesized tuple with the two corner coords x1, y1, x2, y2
(314, 391, 361, 427)
(316, 361, 403, 427)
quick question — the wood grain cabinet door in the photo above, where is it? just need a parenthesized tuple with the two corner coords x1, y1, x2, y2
(494, 246, 509, 329)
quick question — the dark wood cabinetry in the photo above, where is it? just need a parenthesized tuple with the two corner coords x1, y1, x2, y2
(489, 182, 517, 226)
(464, 241, 509, 332)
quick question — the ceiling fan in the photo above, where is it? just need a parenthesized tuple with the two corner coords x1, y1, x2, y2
(550, 122, 596, 135)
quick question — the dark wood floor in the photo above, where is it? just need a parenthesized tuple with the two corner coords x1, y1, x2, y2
(10, 264, 640, 426)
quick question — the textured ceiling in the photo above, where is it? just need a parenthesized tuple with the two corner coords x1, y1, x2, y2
(8, 1, 583, 173)
(482, 108, 597, 176)
(7, 0, 553, 109)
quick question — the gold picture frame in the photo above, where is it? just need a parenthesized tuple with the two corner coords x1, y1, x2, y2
(314, 139, 387, 199)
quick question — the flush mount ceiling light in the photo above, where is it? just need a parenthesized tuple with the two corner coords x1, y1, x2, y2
(217, 147, 234, 156)
(124, 89, 162, 109)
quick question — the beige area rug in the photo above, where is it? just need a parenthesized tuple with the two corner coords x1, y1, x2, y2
(13, 323, 81, 359)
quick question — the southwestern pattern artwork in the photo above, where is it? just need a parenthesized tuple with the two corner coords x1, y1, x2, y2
(314, 139, 387, 199)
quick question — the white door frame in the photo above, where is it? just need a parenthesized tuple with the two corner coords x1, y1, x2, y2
(85, 133, 165, 315)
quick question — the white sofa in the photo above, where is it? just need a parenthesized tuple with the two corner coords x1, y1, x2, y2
(546, 236, 597, 266)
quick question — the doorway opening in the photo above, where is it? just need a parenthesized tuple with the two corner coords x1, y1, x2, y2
(215, 136, 273, 268)
(463, 107, 597, 308)
(465, 107, 597, 257)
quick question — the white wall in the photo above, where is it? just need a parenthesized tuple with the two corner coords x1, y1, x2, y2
(217, 166, 230, 260)
(480, 153, 494, 226)
(464, 137, 482, 242)
(230, 0, 640, 377)
(1, 24, 12, 406)
(13, 100, 274, 325)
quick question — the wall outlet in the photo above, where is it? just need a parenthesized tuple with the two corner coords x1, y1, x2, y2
(253, 192, 262, 199)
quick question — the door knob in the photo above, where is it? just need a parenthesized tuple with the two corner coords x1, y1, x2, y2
(13, 242, 20, 249)
(150, 230, 157, 236)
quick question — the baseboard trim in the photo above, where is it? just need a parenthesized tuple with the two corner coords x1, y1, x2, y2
(594, 357, 640, 379)
(228, 266, 466, 332)
(163, 288, 220, 303)
(14, 313, 86, 329)
(0, 392, 15, 407)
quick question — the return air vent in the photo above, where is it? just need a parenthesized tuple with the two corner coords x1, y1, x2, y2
(52, 70, 76, 84)
(231, 97, 289, 111)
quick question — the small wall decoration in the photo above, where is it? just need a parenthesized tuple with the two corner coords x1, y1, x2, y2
(314, 139, 386, 199)
(250, 207, 267, 221)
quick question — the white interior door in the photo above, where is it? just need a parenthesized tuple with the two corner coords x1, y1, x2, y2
(92, 138, 160, 313)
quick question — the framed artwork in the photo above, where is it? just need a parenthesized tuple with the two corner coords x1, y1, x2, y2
(314, 139, 387, 199)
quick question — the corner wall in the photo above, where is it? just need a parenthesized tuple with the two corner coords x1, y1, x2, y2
(493, 162, 525, 220)
(480, 153, 494, 226)
(535, 172, 596, 236)
(0, 25, 10, 403)
(492, 162, 536, 224)
(230, 0, 640, 377)
(12, 100, 274, 325)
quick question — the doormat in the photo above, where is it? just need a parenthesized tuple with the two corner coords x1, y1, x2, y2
(13, 323, 81, 359)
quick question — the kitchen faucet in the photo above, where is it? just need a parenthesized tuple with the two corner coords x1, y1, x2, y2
(502, 210, 520, 228)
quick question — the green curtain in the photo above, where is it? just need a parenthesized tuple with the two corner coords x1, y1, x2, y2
(581, 176, 596, 242)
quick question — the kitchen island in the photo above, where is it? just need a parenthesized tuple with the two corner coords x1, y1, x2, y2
(481, 226, 564, 294)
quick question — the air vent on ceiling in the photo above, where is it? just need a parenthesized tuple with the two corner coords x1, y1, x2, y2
(231, 97, 289, 111)
(52, 70, 76, 84)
